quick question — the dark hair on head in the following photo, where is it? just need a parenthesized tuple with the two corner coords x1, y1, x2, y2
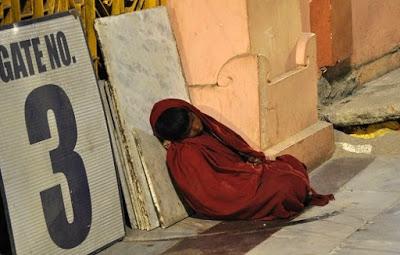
(155, 107, 190, 141)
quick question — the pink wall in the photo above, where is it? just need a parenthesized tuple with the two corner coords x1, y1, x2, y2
(311, 0, 400, 68)
(167, 0, 250, 85)
(310, 0, 352, 67)
(299, 0, 311, 32)
(167, 0, 334, 167)
(331, 0, 352, 64)
(310, 0, 334, 67)
(351, 0, 400, 65)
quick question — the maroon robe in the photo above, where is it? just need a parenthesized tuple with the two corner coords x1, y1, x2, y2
(150, 99, 333, 220)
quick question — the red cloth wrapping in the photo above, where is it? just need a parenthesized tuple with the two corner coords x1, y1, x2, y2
(150, 99, 334, 220)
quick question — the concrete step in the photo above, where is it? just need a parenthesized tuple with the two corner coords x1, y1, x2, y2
(264, 121, 334, 170)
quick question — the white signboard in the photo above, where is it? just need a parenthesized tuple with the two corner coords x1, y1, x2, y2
(0, 12, 124, 254)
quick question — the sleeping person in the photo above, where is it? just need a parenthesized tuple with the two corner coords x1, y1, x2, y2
(150, 98, 333, 220)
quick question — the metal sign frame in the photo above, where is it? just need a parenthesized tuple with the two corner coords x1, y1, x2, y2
(0, 11, 125, 254)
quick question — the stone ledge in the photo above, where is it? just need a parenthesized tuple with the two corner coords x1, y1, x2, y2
(264, 121, 334, 170)
(321, 68, 400, 126)
(354, 46, 400, 86)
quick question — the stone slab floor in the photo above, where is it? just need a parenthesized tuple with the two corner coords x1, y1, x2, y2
(98, 125, 400, 255)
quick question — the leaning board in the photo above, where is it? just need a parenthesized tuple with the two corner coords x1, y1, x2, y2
(0, 12, 124, 255)
(95, 7, 190, 134)
(95, 7, 189, 230)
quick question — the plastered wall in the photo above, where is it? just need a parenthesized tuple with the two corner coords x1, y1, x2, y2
(351, 0, 400, 65)
(311, 0, 400, 68)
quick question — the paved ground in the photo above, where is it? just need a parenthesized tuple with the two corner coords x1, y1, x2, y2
(100, 124, 400, 255)
(249, 139, 400, 255)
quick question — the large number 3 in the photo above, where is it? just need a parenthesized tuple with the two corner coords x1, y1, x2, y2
(25, 84, 92, 249)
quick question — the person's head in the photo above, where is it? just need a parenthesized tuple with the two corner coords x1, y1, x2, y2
(154, 107, 204, 141)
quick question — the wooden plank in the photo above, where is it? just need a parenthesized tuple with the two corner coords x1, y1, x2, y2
(20, 0, 33, 18)
(33, 0, 44, 18)
(0, 1, 4, 20)
(144, 0, 158, 9)
(10, 0, 20, 21)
